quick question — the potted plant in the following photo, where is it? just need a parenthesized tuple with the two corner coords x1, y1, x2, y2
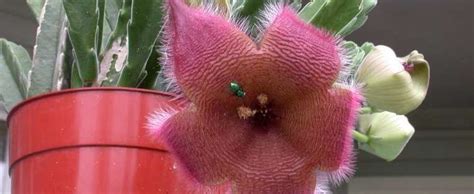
(0, 0, 430, 193)
(2, 0, 191, 193)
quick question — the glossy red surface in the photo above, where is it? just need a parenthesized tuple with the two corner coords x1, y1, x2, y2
(7, 88, 193, 193)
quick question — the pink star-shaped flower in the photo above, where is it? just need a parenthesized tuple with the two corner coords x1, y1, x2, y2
(150, 0, 362, 192)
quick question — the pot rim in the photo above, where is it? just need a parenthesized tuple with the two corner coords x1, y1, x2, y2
(7, 87, 177, 127)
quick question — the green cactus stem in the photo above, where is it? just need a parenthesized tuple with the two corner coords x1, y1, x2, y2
(116, 0, 163, 87)
(63, 0, 100, 86)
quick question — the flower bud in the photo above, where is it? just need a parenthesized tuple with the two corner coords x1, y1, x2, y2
(355, 45, 430, 114)
(357, 111, 415, 161)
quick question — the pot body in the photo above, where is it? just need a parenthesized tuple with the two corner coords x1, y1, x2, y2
(8, 88, 191, 193)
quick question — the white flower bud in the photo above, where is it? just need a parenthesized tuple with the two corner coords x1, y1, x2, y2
(357, 111, 415, 161)
(355, 45, 430, 114)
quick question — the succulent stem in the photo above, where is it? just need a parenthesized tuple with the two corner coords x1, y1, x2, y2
(352, 130, 370, 143)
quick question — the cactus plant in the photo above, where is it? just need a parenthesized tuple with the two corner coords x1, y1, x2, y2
(13, 0, 166, 97)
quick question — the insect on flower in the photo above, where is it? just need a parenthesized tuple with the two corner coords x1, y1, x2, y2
(148, 0, 362, 192)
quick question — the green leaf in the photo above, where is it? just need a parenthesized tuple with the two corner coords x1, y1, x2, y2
(98, 40, 128, 86)
(337, 15, 367, 37)
(63, 0, 100, 86)
(360, 41, 375, 56)
(98, 0, 131, 86)
(342, 41, 375, 78)
(230, 0, 245, 13)
(100, 20, 113, 58)
(337, 0, 377, 36)
(101, 0, 122, 54)
(0, 94, 7, 132)
(290, 0, 303, 11)
(311, 0, 363, 33)
(105, 0, 123, 31)
(343, 41, 365, 70)
(138, 49, 161, 89)
(0, 39, 32, 111)
(60, 35, 75, 89)
(117, 0, 163, 87)
(0, 94, 7, 119)
(298, 0, 328, 22)
(27, 0, 46, 21)
(96, 0, 106, 55)
(239, 0, 265, 16)
(105, 0, 131, 49)
(234, 0, 268, 27)
(28, 0, 67, 97)
(70, 60, 83, 88)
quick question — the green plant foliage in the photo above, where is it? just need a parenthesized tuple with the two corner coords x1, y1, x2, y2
(232, 0, 267, 27)
(290, 0, 303, 11)
(0, 95, 7, 117)
(0, 39, 32, 111)
(96, 0, 106, 55)
(310, 0, 363, 33)
(299, 0, 377, 36)
(138, 49, 161, 89)
(117, 0, 164, 87)
(12, 0, 379, 97)
(0, 94, 7, 130)
(360, 41, 375, 55)
(28, 0, 68, 97)
(98, 0, 132, 86)
(63, 0, 100, 86)
(100, 0, 122, 53)
(337, 0, 377, 37)
(239, 0, 265, 16)
(104, 0, 123, 30)
(230, 0, 245, 12)
(344, 41, 365, 70)
(298, 0, 328, 22)
(343, 41, 374, 76)
(26, 0, 46, 21)
(70, 61, 83, 88)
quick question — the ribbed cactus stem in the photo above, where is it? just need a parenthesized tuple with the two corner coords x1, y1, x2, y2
(116, 0, 163, 87)
(63, 0, 100, 86)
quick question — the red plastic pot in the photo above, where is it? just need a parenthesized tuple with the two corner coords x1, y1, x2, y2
(7, 87, 193, 193)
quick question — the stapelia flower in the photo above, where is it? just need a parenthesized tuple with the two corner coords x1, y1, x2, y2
(150, 0, 361, 193)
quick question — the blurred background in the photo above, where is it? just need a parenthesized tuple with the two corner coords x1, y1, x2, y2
(0, 0, 473, 193)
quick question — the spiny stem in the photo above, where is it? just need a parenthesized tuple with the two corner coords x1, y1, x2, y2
(352, 130, 369, 143)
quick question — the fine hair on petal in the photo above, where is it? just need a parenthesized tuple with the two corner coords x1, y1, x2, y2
(254, 1, 285, 42)
(335, 38, 355, 86)
(146, 105, 179, 138)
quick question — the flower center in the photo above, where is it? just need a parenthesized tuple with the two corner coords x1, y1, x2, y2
(403, 62, 415, 73)
(237, 94, 277, 130)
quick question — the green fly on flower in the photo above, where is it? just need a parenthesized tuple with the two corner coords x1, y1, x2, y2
(146, 0, 429, 193)
(147, 0, 361, 192)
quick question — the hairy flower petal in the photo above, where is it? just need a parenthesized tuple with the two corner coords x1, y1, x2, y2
(165, 0, 342, 108)
(281, 88, 361, 170)
(158, 88, 360, 192)
(157, 0, 360, 192)
(164, 0, 254, 106)
(161, 109, 318, 193)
